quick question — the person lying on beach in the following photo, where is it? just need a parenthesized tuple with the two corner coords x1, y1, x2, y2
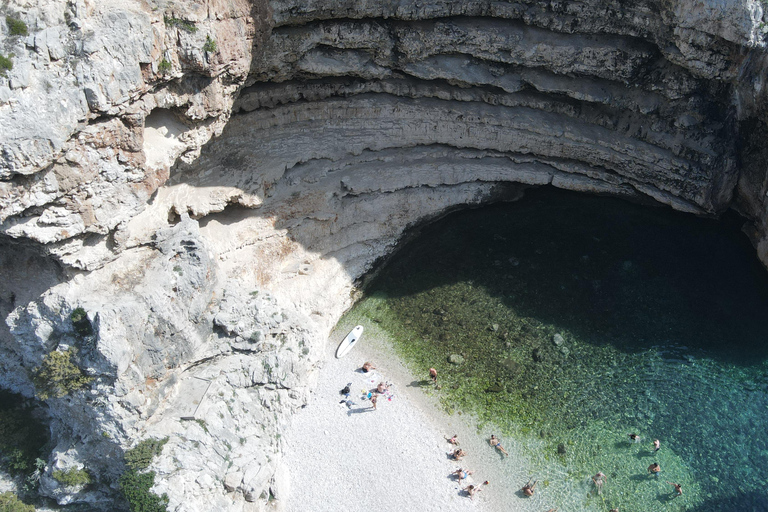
(452, 468, 474, 482)
(445, 434, 459, 445)
(522, 478, 537, 496)
(647, 462, 660, 475)
(463, 480, 489, 499)
(451, 448, 467, 460)
(376, 381, 389, 393)
(592, 472, 607, 494)
(489, 435, 509, 456)
(667, 481, 682, 496)
(628, 433, 641, 443)
(362, 362, 376, 372)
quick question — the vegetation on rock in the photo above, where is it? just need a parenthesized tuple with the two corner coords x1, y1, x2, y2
(158, 58, 171, 75)
(70, 307, 93, 336)
(203, 35, 217, 53)
(0, 492, 35, 512)
(124, 438, 168, 471)
(32, 349, 93, 400)
(163, 16, 196, 33)
(120, 438, 169, 512)
(0, 54, 12, 76)
(52, 468, 92, 487)
(5, 16, 28, 36)
(0, 391, 49, 477)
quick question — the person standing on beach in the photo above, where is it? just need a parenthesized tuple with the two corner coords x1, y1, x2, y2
(429, 367, 438, 385)
(667, 481, 683, 496)
(653, 439, 660, 451)
(370, 394, 378, 410)
(489, 435, 509, 456)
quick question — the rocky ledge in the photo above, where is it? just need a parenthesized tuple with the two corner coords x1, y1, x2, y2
(1, 0, 768, 510)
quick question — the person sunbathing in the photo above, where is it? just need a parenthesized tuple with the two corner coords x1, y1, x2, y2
(445, 434, 459, 445)
(362, 362, 376, 372)
(453, 468, 474, 482)
(463, 480, 488, 499)
(489, 434, 509, 456)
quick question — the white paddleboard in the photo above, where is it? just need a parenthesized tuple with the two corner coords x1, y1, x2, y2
(336, 325, 364, 358)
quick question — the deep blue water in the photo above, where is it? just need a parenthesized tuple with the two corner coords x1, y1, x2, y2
(352, 188, 768, 511)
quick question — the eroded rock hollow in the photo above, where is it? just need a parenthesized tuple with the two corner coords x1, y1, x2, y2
(2, 0, 768, 509)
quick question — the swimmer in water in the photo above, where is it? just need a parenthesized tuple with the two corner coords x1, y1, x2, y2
(592, 471, 607, 494)
(667, 481, 683, 496)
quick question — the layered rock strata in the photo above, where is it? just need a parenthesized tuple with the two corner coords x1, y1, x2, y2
(1, 0, 768, 510)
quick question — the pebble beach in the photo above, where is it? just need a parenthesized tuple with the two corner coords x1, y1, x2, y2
(280, 323, 556, 512)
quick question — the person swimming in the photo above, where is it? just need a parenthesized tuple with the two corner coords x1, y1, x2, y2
(667, 481, 683, 496)
(628, 433, 641, 443)
(592, 471, 607, 494)
(522, 478, 537, 496)
(648, 462, 661, 475)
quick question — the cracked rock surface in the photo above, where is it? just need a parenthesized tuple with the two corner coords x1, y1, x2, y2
(2, 0, 768, 510)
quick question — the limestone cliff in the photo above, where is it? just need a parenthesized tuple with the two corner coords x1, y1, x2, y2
(1, 0, 767, 510)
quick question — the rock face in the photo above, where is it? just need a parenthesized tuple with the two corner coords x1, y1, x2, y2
(1, 0, 768, 510)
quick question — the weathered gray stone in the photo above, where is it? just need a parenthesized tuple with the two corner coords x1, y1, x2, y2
(2, 0, 768, 510)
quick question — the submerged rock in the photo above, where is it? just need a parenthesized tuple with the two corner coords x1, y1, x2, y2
(553, 333, 565, 346)
(448, 354, 465, 365)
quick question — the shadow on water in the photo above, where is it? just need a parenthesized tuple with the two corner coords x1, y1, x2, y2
(353, 187, 768, 512)
(367, 187, 768, 365)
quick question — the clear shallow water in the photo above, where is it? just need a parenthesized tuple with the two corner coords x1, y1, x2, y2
(347, 189, 768, 511)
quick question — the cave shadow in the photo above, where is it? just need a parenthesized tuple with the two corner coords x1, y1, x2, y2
(361, 187, 768, 366)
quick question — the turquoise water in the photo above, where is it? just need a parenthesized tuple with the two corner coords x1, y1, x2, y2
(349, 189, 768, 511)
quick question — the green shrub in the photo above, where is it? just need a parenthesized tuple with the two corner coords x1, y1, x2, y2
(0, 55, 12, 76)
(163, 15, 196, 33)
(124, 438, 168, 471)
(0, 392, 49, 476)
(70, 307, 93, 336)
(0, 492, 34, 512)
(32, 349, 93, 400)
(119, 469, 168, 512)
(158, 58, 171, 75)
(120, 438, 169, 512)
(52, 468, 92, 487)
(5, 16, 28, 37)
(202, 35, 217, 53)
